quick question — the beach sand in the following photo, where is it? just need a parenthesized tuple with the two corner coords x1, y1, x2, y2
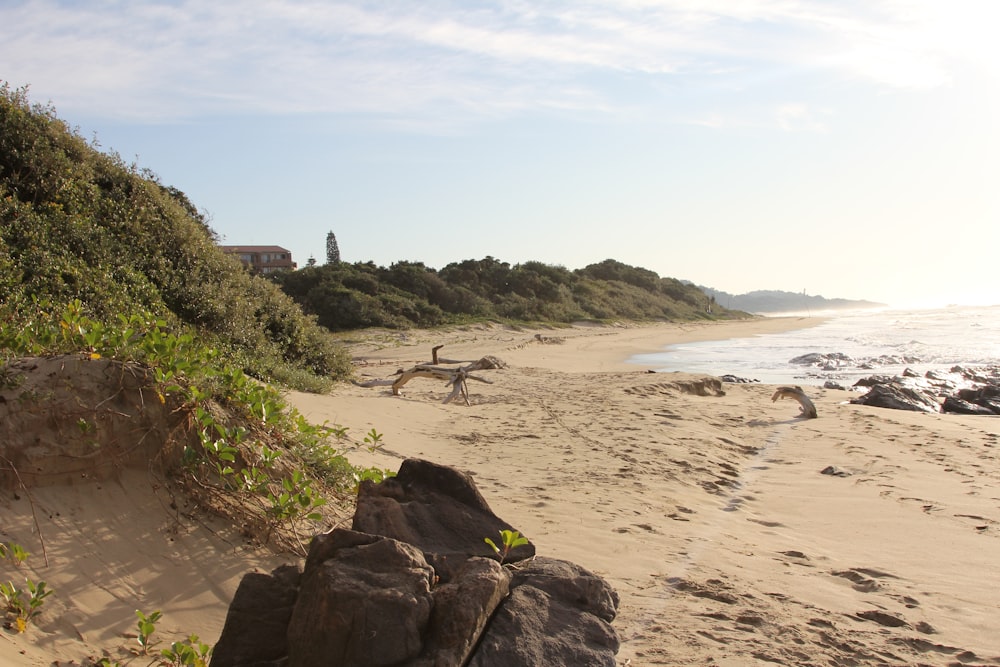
(3, 317, 1000, 665)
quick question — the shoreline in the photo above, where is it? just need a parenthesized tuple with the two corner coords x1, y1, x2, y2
(289, 316, 1000, 665)
(339, 315, 825, 375)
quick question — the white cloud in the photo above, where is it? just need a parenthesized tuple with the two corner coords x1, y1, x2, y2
(0, 0, 991, 123)
(775, 103, 829, 132)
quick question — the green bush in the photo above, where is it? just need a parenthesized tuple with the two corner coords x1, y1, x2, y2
(0, 83, 350, 388)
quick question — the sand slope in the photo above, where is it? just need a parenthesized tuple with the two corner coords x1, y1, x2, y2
(1, 468, 290, 665)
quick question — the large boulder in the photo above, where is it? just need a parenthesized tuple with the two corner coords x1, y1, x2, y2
(851, 365, 1000, 415)
(287, 530, 435, 667)
(353, 458, 536, 563)
(469, 557, 621, 667)
(850, 381, 941, 412)
(212, 564, 301, 667)
(942, 395, 998, 416)
(410, 556, 511, 667)
(211, 459, 617, 667)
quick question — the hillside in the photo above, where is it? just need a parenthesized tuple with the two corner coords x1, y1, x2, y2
(0, 84, 350, 387)
(272, 257, 746, 331)
(699, 287, 886, 314)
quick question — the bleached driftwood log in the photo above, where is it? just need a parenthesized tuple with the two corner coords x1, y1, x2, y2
(391, 364, 493, 405)
(355, 346, 504, 405)
(771, 386, 818, 419)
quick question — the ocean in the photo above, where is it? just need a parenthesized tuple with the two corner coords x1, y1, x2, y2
(630, 305, 1000, 386)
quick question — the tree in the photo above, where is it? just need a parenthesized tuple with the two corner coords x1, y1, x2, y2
(326, 231, 341, 264)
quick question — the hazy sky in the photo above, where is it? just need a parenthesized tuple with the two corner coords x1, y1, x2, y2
(3, 0, 998, 307)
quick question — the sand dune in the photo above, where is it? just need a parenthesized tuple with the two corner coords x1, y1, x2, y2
(3, 318, 998, 665)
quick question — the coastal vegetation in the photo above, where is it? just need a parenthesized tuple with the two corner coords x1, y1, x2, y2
(272, 257, 735, 331)
(2, 82, 741, 390)
(0, 83, 350, 389)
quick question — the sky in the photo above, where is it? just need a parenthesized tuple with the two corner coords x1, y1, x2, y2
(2, 0, 998, 308)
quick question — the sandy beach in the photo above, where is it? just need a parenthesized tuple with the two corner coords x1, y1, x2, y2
(295, 318, 1000, 666)
(3, 317, 1000, 666)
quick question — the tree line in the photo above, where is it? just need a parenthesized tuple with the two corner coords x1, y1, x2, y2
(271, 256, 737, 331)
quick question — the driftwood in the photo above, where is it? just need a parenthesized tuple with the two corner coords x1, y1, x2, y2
(355, 347, 505, 405)
(771, 386, 818, 419)
(392, 364, 493, 405)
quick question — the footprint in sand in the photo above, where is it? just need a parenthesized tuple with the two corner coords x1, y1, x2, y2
(953, 513, 996, 531)
(832, 567, 898, 592)
(855, 609, 910, 628)
(748, 518, 784, 528)
(666, 577, 741, 604)
(776, 550, 813, 567)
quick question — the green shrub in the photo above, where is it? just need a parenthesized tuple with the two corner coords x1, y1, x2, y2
(0, 83, 350, 388)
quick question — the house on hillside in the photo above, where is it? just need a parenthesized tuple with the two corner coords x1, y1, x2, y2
(221, 245, 296, 273)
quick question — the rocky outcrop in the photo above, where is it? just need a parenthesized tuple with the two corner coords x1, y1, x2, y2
(213, 459, 619, 667)
(851, 366, 1000, 414)
(850, 380, 942, 412)
(469, 557, 620, 667)
(211, 564, 301, 667)
(789, 352, 920, 371)
(352, 458, 535, 564)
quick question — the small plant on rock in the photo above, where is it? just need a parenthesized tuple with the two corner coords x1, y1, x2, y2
(484, 529, 529, 565)
(160, 633, 212, 666)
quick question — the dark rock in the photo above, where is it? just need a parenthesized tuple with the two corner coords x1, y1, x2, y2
(212, 564, 301, 667)
(468, 557, 620, 667)
(853, 375, 893, 388)
(820, 465, 851, 477)
(720, 374, 759, 384)
(353, 458, 535, 563)
(823, 381, 847, 390)
(942, 396, 997, 416)
(852, 365, 1000, 415)
(411, 557, 511, 667)
(287, 530, 435, 667)
(216, 461, 620, 667)
(956, 386, 1000, 414)
(850, 382, 941, 413)
(789, 353, 828, 366)
(790, 352, 855, 368)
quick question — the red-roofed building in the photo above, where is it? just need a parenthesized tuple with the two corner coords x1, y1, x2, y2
(221, 245, 296, 273)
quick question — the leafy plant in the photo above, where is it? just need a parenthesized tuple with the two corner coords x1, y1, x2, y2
(268, 471, 327, 523)
(135, 609, 162, 654)
(353, 466, 394, 487)
(89, 659, 122, 667)
(1, 578, 53, 632)
(159, 633, 212, 666)
(0, 299, 375, 553)
(0, 541, 29, 567)
(484, 529, 529, 564)
(362, 428, 384, 452)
